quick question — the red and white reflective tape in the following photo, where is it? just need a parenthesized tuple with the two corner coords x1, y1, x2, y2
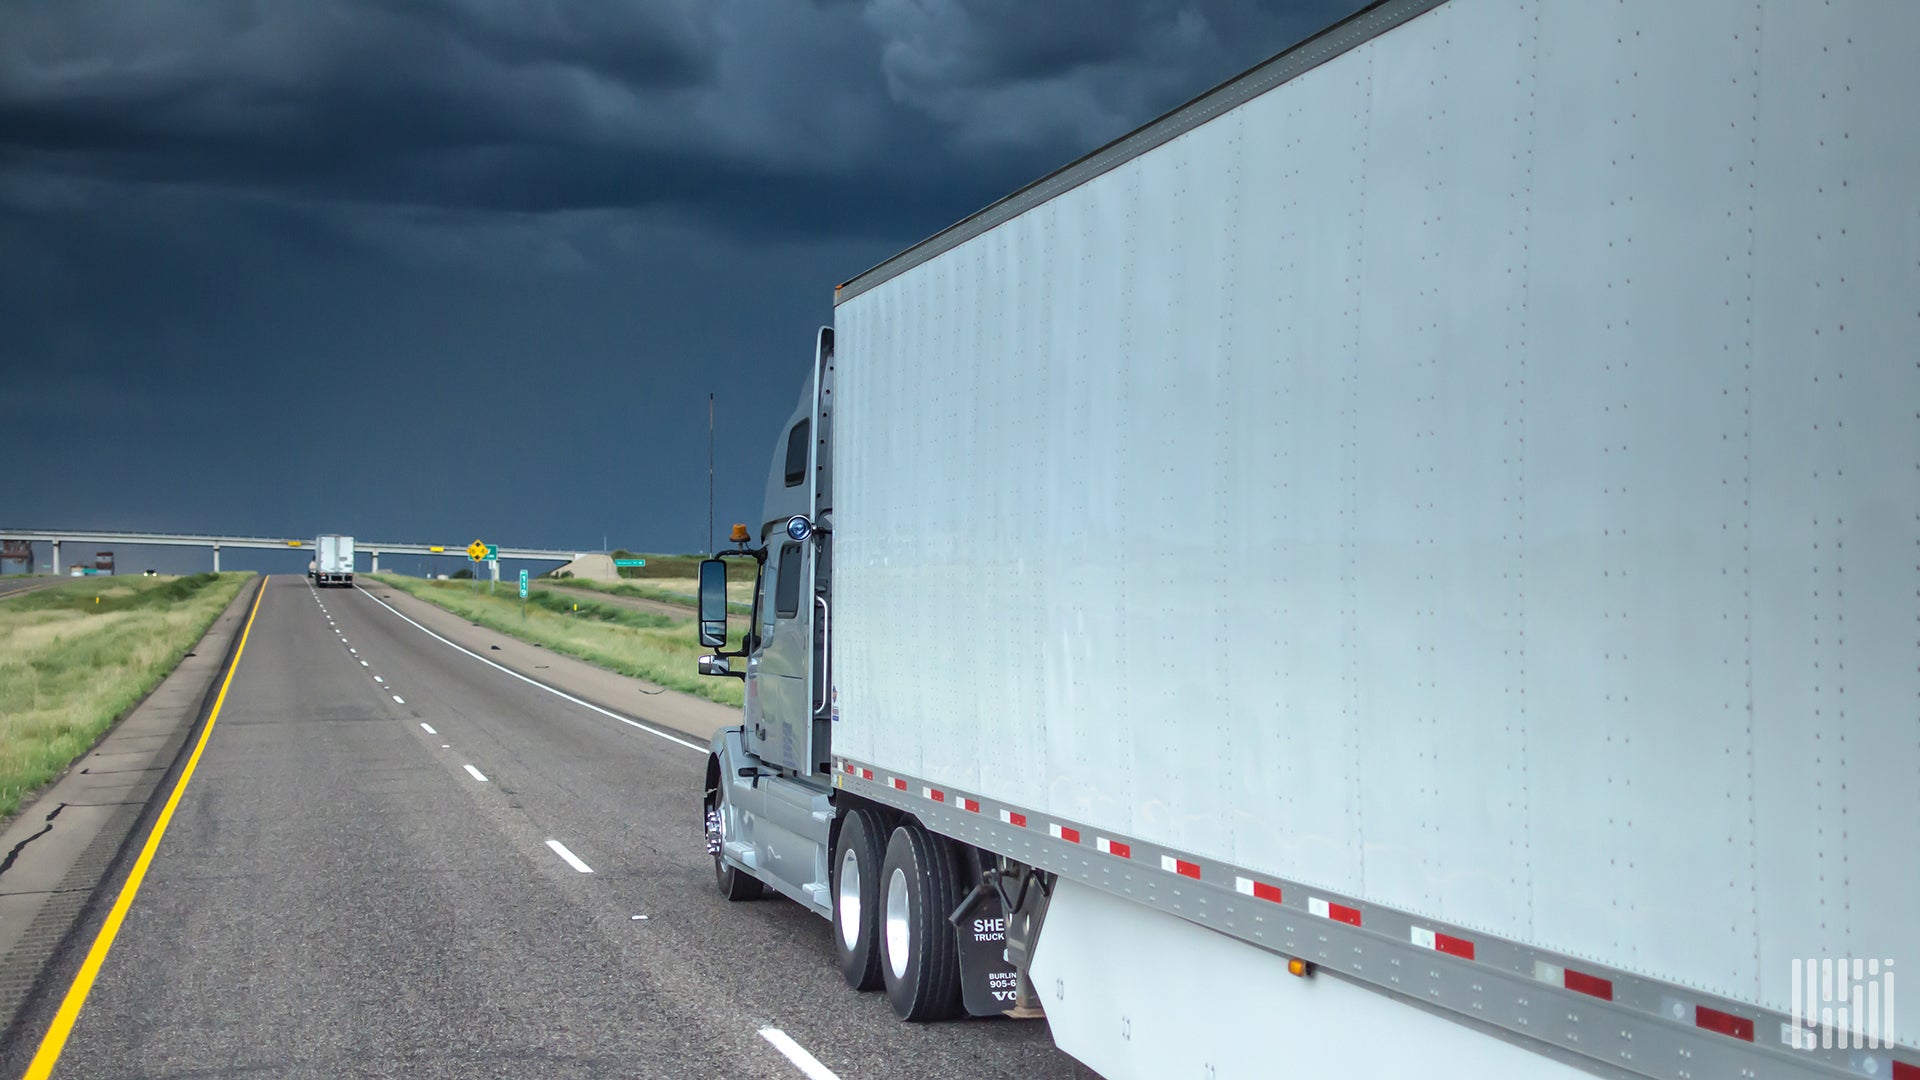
(1161, 855, 1202, 879)
(1694, 1005, 1754, 1043)
(1534, 961, 1614, 1002)
(1308, 896, 1362, 926)
(1411, 926, 1476, 960)
(1235, 876, 1283, 903)
(832, 755, 1920, 1072)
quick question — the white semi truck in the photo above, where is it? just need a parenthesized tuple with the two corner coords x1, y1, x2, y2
(695, 1, 1919, 1076)
(315, 534, 354, 588)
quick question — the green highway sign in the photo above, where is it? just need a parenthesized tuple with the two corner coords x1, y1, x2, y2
(485, 544, 499, 561)
(614, 558, 646, 567)
(518, 569, 529, 599)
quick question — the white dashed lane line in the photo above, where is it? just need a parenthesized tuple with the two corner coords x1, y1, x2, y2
(758, 1029, 840, 1080)
(462, 764, 488, 783)
(353, 586, 704, 754)
(545, 839, 593, 874)
(392, 695, 406, 705)
(420, 722, 436, 735)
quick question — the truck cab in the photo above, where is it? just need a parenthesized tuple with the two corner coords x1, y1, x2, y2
(699, 329, 838, 912)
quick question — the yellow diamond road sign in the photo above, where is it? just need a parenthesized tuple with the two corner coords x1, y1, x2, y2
(466, 540, 488, 561)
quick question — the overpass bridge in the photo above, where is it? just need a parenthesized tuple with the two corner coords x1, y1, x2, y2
(0, 530, 585, 575)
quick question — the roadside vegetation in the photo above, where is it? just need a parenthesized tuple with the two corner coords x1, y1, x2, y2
(0, 573, 251, 821)
(547, 551, 758, 611)
(541, 572, 755, 613)
(368, 574, 749, 707)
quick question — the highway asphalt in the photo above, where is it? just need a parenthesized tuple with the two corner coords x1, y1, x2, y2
(13, 575, 1091, 1079)
(0, 577, 59, 600)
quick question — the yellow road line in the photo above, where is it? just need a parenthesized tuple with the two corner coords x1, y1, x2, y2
(23, 576, 268, 1080)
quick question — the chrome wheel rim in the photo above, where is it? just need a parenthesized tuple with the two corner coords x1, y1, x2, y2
(837, 848, 863, 950)
(884, 866, 911, 981)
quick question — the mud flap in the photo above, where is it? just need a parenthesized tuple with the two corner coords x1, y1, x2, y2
(950, 883, 1022, 1016)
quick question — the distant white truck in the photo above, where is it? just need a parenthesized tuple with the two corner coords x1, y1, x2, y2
(692, 1, 1920, 1078)
(314, 535, 354, 588)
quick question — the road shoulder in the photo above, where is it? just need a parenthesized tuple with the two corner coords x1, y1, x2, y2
(353, 581, 740, 747)
(0, 576, 261, 1042)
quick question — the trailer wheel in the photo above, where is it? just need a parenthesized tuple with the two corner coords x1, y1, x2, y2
(833, 808, 888, 991)
(705, 781, 763, 902)
(878, 823, 964, 1021)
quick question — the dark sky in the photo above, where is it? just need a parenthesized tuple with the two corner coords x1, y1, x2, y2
(2, 0, 1358, 574)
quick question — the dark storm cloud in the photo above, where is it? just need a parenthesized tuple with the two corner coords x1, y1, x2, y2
(0, 0, 1362, 558)
(0, 0, 1358, 237)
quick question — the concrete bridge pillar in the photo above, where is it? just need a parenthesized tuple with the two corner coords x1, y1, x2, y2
(371, 551, 380, 574)
(51, 540, 60, 575)
(213, 544, 221, 573)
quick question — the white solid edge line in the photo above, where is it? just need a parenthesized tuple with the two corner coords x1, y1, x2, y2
(353, 586, 706, 754)
(463, 764, 488, 782)
(392, 694, 405, 704)
(420, 722, 436, 734)
(545, 839, 594, 874)
(757, 1028, 840, 1080)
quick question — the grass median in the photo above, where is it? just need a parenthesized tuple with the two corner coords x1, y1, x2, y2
(0, 573, 252, 822)
(545, 553, 757, 613)
(538, 574, 754, 614)
(368, 574, 748, 707)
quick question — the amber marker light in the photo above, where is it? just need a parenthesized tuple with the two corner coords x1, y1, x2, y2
(730, 524, 751, 544)
(1287, 958, 1311, 978)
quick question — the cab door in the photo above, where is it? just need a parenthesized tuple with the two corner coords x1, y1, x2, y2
(752, 427, 816, 774)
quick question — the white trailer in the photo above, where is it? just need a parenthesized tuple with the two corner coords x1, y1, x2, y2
(696, 1, 1920, 1076)
(315, 535, 354, 588)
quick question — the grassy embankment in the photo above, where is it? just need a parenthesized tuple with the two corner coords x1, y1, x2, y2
(368, 573, 751, 707)
(547, 553, 756, 612)
(0, 573, 252, 821)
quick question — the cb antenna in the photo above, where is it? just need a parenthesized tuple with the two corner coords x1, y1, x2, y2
(707, 392, 715, 555)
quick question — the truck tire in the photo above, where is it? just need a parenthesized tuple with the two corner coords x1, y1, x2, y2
(705, 781, 763, 902)
(833, 808, 889, 991)
(878, 823, 964, 1021)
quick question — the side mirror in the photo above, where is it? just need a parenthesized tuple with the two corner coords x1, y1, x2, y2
(697, 558, 729, 648)
(698, 654, 732, 677)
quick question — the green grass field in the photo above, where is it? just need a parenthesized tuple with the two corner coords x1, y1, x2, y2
(369, 574, 748, 707)
(0, 573, 252, 821)
(541, 571, 755, 613)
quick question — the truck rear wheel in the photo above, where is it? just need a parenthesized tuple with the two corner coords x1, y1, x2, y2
(879, 823, 964, 1021)
(833, 808, 888, 991)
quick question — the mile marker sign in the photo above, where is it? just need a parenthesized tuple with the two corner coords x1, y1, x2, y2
(518, 569, 529, 599)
